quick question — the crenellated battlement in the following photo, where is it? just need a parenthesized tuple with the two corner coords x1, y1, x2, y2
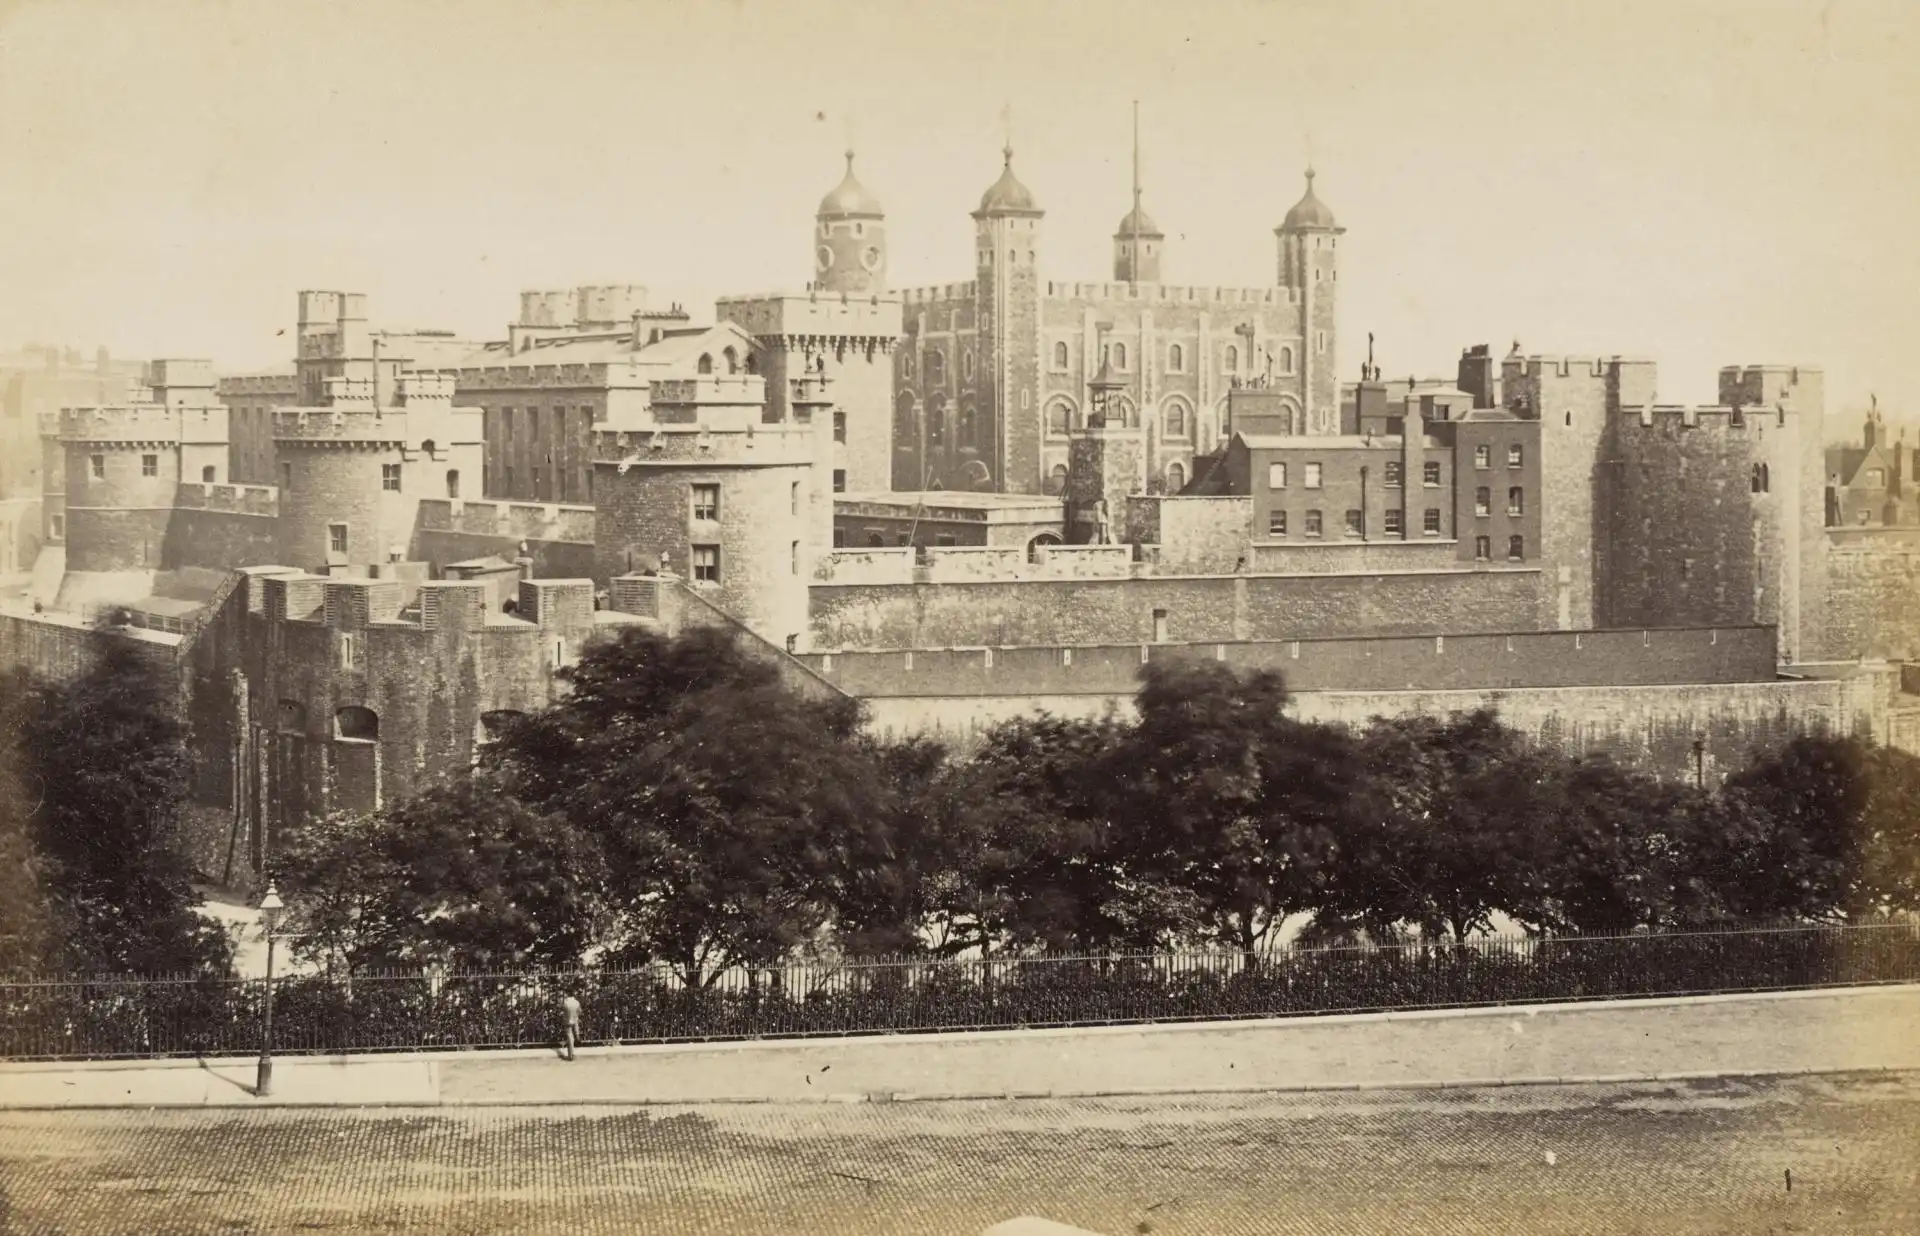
(1617, 404, 1757, 432)
(272, 401, 482, 445)
(58, 402, 228, 445)
(173, 481, 280, 516)
(416, 497, 595, 543)
(216, 373, 299, 397)
(590, 420, 815, 466)
(715, 292, 903, 339)
(444, 359, 655, 390)
(1044, 282, 1297, 305)
(900, 283, 979, 305)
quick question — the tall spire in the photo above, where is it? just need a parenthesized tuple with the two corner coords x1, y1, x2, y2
(1132, 100, 1142, 220)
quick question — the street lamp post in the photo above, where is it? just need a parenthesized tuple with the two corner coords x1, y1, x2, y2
(255, 884, 285, 1098)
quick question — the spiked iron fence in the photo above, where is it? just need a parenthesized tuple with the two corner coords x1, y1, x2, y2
(3, 921, 1917, 1062)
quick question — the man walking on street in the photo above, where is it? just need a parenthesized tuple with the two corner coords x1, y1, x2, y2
(561, 992, 581, 1061)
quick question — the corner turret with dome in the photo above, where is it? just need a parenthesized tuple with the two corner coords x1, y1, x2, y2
(974, 146, 1044, 218)
(1279, 167, 1341, 234)
(813, 149, 888, 295)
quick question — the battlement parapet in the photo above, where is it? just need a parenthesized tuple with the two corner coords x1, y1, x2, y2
(590, 422, 815, 467)
(57, 402, 228, 444)
(901, 283, 980, 305)
(416, 497, 596, 542)
(173, 481, 280, 516)
(715, 293, 904, 339)
(272, 401, 481, 445)
(1502, 354, 1656, 380)
(397, 373, 456, 405)
(216, 373, 299, 397)
(814, 542, 1135, 585)
(1043, 282, 1295, 306)
(444, 360, 653, 390)
(1618, 403, 1756, 431)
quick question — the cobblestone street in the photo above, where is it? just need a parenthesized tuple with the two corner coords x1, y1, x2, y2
(1, 1072, 1915, 1235)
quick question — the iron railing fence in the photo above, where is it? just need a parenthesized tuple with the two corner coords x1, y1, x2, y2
(3, 921, 1917, 1062)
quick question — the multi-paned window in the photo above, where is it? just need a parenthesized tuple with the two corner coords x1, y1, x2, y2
(1344, 509, 1363, 537)
(1304, 509, 1323, 537)
(1474, 487, 1491, 517)
(1384, 460, 1402, 487)
(141, 454, 158, 477)
(1474, 445, 1491, 469)
(1423, 507, 1442, 535)
(382, 463, 401, 491)
(1508, 444, 1524, 468)
(691, 483, 720, 521)
(692, 545, 720, 582)
(1507, 487, 1524, 516)
(1268, 509, 1287, 536)
(328, 523, 348, 555)
(1384, 508, 1403, 535)
(1423, 460, 1442, 486)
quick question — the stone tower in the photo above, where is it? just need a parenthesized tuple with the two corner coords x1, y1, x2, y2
(1275, 169, 1343, 433)
(814, 151, 887, 296)
(591, 375, 820, 649)
(974, 145, 1045, 493)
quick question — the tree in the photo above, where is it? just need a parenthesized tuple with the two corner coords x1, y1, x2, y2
(484, 625, 893, 986)
(4, 640, 231, 975)
(1331, 710, 1541, 942)
(1712, 735, 1920, 922)
(914, 711, 1190, 957)
(277, 779, 609, 972)
(1118, 661, 1360, 959)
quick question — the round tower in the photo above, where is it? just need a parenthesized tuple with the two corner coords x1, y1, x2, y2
(1276, 168, 1344, 434)
(814, 150, 887, 295)
(592, 376, 818, 648)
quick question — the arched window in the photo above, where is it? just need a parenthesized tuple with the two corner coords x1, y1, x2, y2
(963, 351, 975, 381)
(1169, 342, 1184, 372)
(1027, 532, 1062, 562)
(866, 532, 885, 547)
(1225, 345, 1239, 373)
(1114, 343, 1128, 371)
(1053, 341, 1069, 369)
(1760, 463, 1771, 492)
(744, 351, 758, 374)
(1164, 399, 1189, 438)
(1167, 461, 1187, 492)
(1280, 345, 1294, 374)
(958, 404, 976, 449)
(903, 352, 915, 379)
(334, 706, 378, 743)
(1047, 463, 1069, 495)
(697, 353, 714, 375)
(928, 398, 947, 444)
(1046, 398, 1074, 436)
(446, 469, 461, 498)
(928, 351, 945, 382)
(722, 346, 739, 374)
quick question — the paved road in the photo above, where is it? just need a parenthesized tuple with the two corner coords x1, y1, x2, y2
(7, 986, 1919, 1110)
(1, 1073, 1915, 1235)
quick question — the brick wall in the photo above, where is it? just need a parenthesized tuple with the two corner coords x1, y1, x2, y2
(807, 567, 1543, 650)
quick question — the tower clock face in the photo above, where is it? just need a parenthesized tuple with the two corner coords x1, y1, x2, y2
(861, 245, 882, 271)
(816, 245, 835, 271)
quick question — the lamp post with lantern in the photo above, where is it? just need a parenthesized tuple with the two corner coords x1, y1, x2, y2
(255, 884, 285, 1098)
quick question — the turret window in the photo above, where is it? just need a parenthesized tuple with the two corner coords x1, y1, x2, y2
(963, 351, 975, 380)
(142, 454, 158, 477)
(1113, 343, 1128, 371)
(1225, 345, 1239, 374)
(90, 454, 105, 479)
(1280, 346, 1294, 374)
(1053, 341, 1069, 371)
(382, 464, 402, 491)
(1168, 343, 1185, 372)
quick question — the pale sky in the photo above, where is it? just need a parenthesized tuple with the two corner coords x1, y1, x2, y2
(1, 0, 1915, 429)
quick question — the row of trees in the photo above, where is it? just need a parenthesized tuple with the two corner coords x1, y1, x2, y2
(271, 627, 1920, 984)
(0, 641, 233, 976)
